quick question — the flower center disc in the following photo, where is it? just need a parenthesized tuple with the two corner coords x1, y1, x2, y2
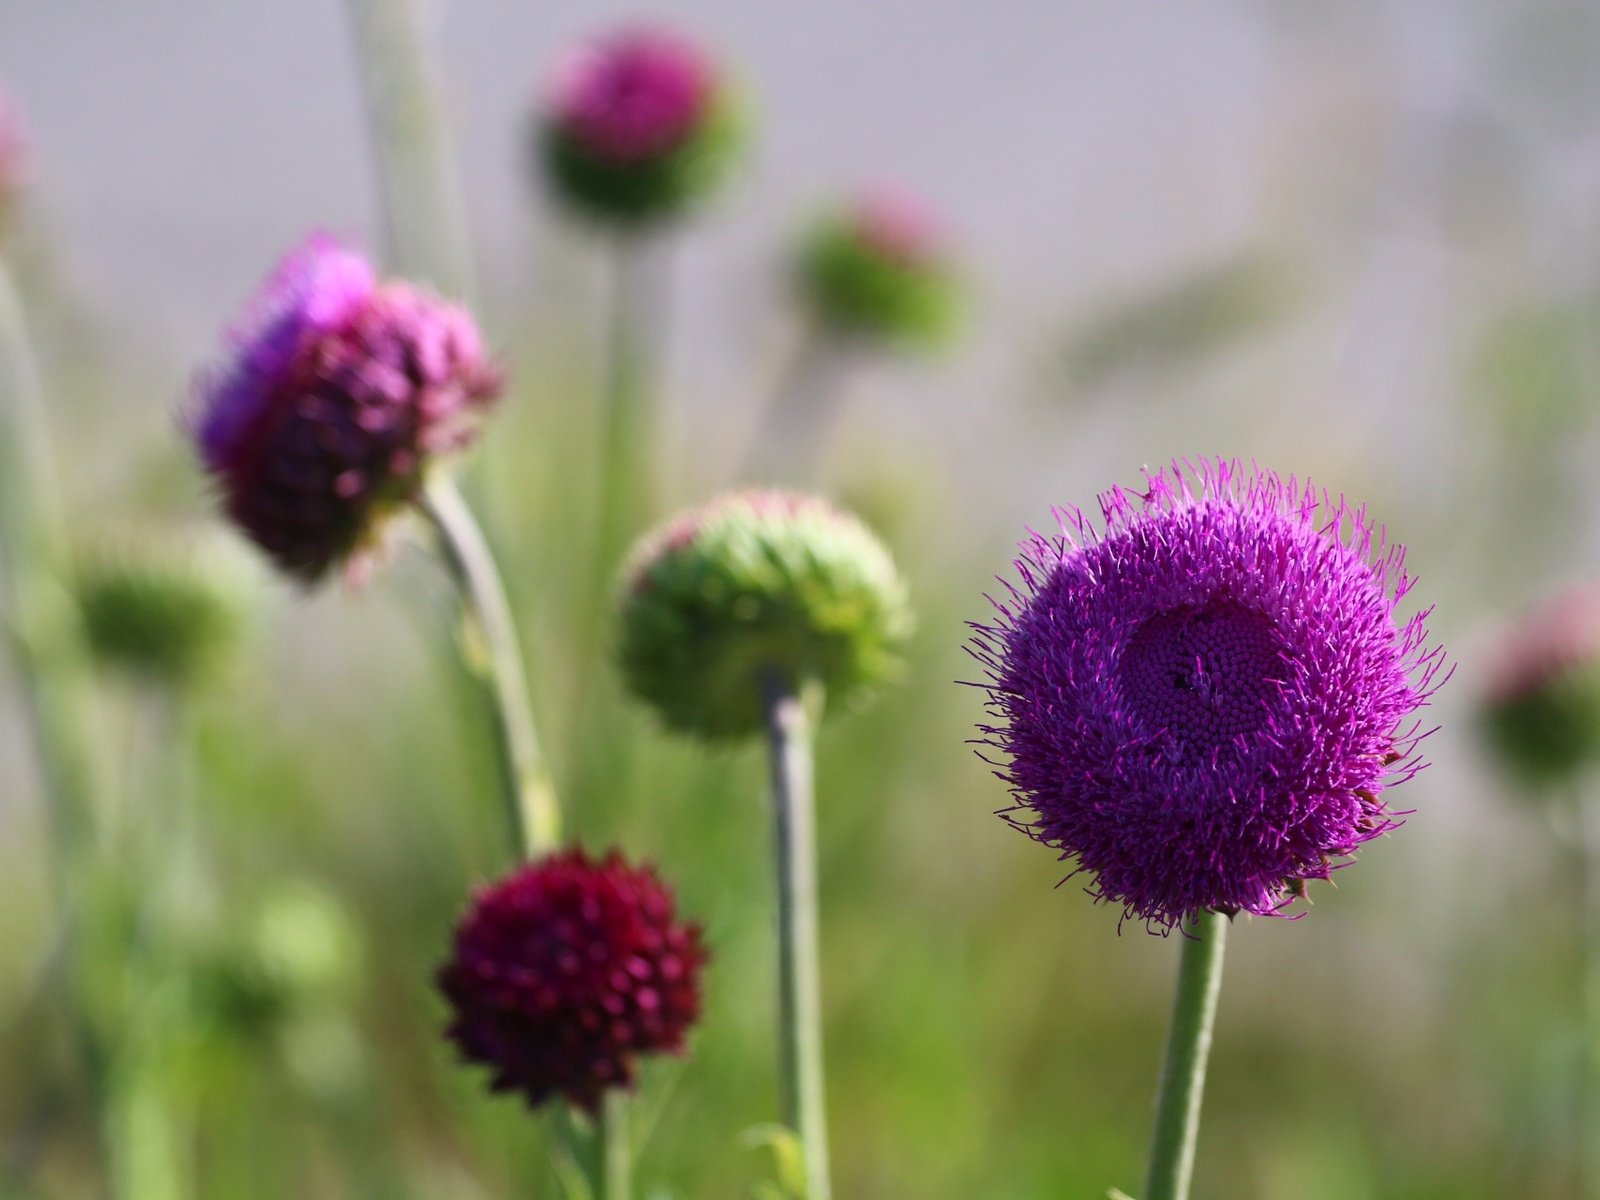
(1117, 601, 1287, 751)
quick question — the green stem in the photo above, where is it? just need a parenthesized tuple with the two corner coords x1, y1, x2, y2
(565, 236, 663, 807)
(760, 671, 832, 1200)
(343, 0, 475, 299)
(1141, 909, 1228, 1200)
(420, 475, 560, 858)
(593, 235, 659, 569)
(740, 318, 841, 485)
(597, 1092, 631, 1200)
(1580, 785, 1600, 1200)
(0, 257, 116, 1197)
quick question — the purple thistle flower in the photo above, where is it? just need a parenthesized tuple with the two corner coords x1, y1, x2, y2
(969, 459, 1447, 933)
(438, 848, 708, 1114)
(545, 26, 715, 167)
(191, 236, 502, 583)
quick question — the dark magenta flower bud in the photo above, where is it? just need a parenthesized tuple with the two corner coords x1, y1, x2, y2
(538, 25, 745, 226)
(438, 848, 707, 1114)
(190, 236, 502, 583)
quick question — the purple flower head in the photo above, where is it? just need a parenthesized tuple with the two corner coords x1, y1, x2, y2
(970, 459, 1447, 933)
(191, 236, 502, 583)
(438, 848, 708, 1114)
(546, 26, 715, 166)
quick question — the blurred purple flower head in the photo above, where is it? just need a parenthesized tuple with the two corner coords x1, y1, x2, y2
(970, 459, 1446, 932)
(546, 26, 714, 166)
(1481, 585, 1600, 783)
(191, 235, 501, 583)
(537, 25, 743, 225)
(438, 848, 707, 1114)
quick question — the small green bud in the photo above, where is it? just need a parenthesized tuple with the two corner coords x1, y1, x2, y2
(795, 187, 962, 349)
(1481, 586, 1600, 785)
(617, 490, 913, 740)
(75, 525, 254, 688)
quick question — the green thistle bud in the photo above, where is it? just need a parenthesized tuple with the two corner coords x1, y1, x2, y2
(617, 490, 913, 740)
(795, 187, 962, 349)
(1481, 586, 1600, 786)
(75, 525, 254, 689)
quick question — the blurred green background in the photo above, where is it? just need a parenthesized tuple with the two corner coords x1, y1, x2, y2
(2, 1, 1599, 1197)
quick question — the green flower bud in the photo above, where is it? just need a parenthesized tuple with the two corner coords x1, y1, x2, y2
(1481, 586, 1600, 786)
(75, 525, 254, 688)
(795, 187, 962, 349)
(617, 490, 913, 740)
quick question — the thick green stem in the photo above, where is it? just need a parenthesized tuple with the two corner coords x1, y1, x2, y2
(740, 319, 842, 485)
(421, 476, 560, 858)
(1581, 785, 1600, 1200)
(0, 258, 117, 1197)
(593, 236, 659, 569)
(1141, 909, 1228, 1200)
(596, 1092, 631, 1200)
(344, 0, 475, 299)
(760, 671, 832, 1200)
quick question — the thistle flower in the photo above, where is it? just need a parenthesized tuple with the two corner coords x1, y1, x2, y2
(75, 525, 253, 688)
(970, 459, 1446, 932)
(191, 235, 502, 583)
(795, 186, 961, 348)
(438, 849, 707, 1114)
(1481, 585, 1600, 785)
(617, 490, 913, 740)
(0, 89, 28, 233)
(538, 25, 744, 225)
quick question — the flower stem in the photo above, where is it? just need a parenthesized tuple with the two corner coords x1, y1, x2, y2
(739, 317, 844, 485)
(1141, 909, 1228, 1200)
(593, 235, 660, 571)
(596, 1092, 631, 1200)
(760, 670, 832, 1200)
(343, 0, 475, 300)
(1580, 785, 1600, 1200)
(0, 257, 117, 1196)
(421, 475, 560, 858)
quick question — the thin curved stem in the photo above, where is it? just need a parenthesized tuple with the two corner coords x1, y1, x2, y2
(1141, 909, 1228, 1200)
(421, 475, 560, 858)
(760, 671, 832, 1200)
